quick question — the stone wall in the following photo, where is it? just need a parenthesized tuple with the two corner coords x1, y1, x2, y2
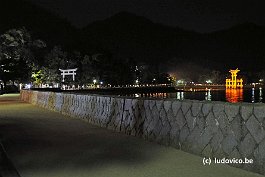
(20, 90, 265, 174)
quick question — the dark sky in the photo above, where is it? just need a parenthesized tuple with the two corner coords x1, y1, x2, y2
(28, 0, 264, 32)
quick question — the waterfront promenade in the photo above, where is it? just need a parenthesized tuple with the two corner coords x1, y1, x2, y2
(0, 94, 263, 177)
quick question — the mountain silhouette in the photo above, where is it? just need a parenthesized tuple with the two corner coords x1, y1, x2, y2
(80, 12, 265, 71)
(0, 0, 76, 47)
(0, 0, 264, 72)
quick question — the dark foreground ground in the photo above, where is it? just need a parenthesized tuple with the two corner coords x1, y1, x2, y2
(0, 94, 263, 177)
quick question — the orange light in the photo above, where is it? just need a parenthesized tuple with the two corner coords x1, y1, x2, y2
(226, 88, 243, 103)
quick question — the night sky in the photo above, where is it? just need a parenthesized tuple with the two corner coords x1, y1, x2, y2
(27, 0, 264, 32)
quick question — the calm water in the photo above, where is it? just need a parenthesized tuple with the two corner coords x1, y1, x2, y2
(125, 88, 264, 103)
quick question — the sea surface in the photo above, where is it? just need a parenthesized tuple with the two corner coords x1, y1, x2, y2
(123, 87, 264, 103)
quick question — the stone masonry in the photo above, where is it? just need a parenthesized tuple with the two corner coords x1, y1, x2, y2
(20, 90, 265, 175)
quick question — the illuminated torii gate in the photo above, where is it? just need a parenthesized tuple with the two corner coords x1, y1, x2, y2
(59, 68, 78, 82)
(226, 68, 243, 89)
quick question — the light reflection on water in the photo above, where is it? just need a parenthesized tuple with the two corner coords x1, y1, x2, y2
(205, 89, 211, 101)
(129, 87, 264, 103)
(225, 89, 243, 103)
(259, 87, 263, 102)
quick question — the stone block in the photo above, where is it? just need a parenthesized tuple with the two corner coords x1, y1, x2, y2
(122, 110, 131, 128)
(246, 115, 265, 144)
(155, 100, 163, 111)
(166, 108, 175, 124)
(185, 109, 196, 131)
(170, 132, 181, 149)
(181, 101, 192, 115)
(55, 93, 63, 111)
(213, 103, 225, 118)
(145, 103, 152, 121)
(124, 99, 132, 111)
(179, 125, 190, 143)
(163, 100, 172, 112)
(191, 102, 202, 117)
(225, 104, 239, 121)
(206, 112, 217, 127)
(146, 117, 157, 133)
(172, 101, 181, 116)
(229, 148, 242, 168)
(157, 120, 171, 145)
(170, 123, 180, 139)
(202, 144, 213, 157)
(144, 100, 149, 110)
(210, 129, 224, 153)
(254, 139, 265, 170)
(231, 115, 242, 142)
(202, 103, 212, 116)
(196, 113, 206, 132)
(149, 100, 156, 110)
(153, 119, 163, 137)
(217, 111, 229, 133)
(222, 133, 238, 155)
(159, 108, 167, 120)
(151, 103, 160, 120)
(214, 148, 226, 159)
(186, 126, 202, 153)
(241, 122, 248, 138)
(197, 126, 215, 151)
(254, 105, 265, 123)
(175, 109, 186, 130)
(239, 133, 256, 157)
(131, 99, 139, 109)
(241, 105, 253, 121)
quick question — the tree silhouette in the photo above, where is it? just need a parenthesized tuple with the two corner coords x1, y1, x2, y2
(0, 27, 46, 90)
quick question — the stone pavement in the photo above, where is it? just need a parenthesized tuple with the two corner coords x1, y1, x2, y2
(0, 94, 263, 177)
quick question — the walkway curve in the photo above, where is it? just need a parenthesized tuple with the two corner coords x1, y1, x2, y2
(0, 94, 263, 177)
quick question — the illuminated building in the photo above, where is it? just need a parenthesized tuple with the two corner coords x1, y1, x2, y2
(225, 68, 243, 89)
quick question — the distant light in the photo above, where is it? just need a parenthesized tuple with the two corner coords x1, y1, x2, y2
(206, 80, 211, 84)
(177, 80, 185, 85)
(19, 83, 23, 90)
(100, 81, 103, 85)
(259, 79, 264, 82)
(93, 79, 97, 84)
(25, 84, 31, 89)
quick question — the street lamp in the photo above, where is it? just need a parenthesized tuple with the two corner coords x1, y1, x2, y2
(0, 65, 5, 94)
(93, 79, 97, 85)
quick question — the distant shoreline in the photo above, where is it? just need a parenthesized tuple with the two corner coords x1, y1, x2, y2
(175, 84, 262, 91)
(28, 84, 263, 95)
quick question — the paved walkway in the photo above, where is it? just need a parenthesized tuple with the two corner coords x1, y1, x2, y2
(0, 94, 263, 177)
